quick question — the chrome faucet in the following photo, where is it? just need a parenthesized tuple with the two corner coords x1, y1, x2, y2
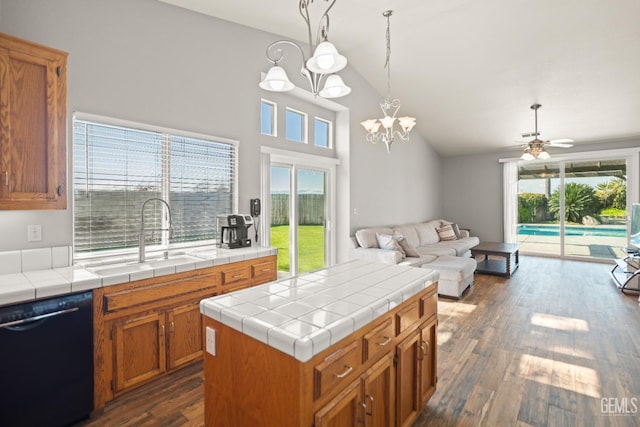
(139, 198, 173, 263)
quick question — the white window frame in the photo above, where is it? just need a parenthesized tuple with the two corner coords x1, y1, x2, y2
(72, 112, 239, 260)
(313, 116, 333, 149)
(260, 99, 277, 137)
(285, 107, 308, 144)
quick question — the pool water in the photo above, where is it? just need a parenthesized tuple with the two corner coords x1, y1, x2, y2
(518, 224, 627, 237)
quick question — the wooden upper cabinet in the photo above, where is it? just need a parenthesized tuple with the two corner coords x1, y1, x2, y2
(0, 32, 67, 210)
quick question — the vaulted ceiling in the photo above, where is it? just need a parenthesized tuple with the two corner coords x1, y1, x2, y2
(159, 0, 640, 157)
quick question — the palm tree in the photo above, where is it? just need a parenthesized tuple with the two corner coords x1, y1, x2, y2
(595, 177, 626, 210)
(549, 182, 599, 223)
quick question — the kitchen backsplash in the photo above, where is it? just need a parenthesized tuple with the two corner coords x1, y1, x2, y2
(0, 246, 71, 275)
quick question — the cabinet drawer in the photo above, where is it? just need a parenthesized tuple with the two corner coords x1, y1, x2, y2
(421, 290, 437, 320)
(221, 265, 251, 288)
(314, 341, 359, 400)
(396, 300, 421, 335)
(251, 260, 275, 280)
(363, 318, 394, 362)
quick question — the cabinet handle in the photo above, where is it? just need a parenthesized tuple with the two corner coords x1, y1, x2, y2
(261, 268, 270, 272)
(358, 401, 367, 424)
(232, 274, 245, 279)
(161, 324, 165, 336)
(4, 171, 7, 187)
(170, 321, 175, 333)
(334, 365, 353, 379)
(365, 394, 374, 416)
(376, 336, 391, 347)
(56, 185, 63, 196)
(418, 341, 426, 361)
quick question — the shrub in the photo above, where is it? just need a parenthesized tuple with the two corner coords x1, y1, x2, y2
(518, 193, 548, 223)
(549, 182, 599, 223)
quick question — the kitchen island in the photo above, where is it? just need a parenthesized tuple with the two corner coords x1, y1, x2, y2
(200, 260, 439, 427)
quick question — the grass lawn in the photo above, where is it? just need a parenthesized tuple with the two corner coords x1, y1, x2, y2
(270, 224, 324, 273)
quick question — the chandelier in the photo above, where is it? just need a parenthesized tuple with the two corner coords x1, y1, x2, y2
(361, 10, 416, 152)
(258, 0, 351, 99)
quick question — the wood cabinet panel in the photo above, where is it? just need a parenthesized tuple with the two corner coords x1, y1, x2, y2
(167, 303, 203, 370)
(0, 32, 67, 209)
(363, 317, 394, 363)
(113, 312, 166, 393)
(314, 378, 362, 427)
(396, 300, 421, 335)
(362, 353, 394, 427)
(396, 329, 421, 427)
(314, 340, 360, 400)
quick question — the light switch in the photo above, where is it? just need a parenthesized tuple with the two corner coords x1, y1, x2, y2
(206, 326, 216, 356)
(27, 225, 42, 242)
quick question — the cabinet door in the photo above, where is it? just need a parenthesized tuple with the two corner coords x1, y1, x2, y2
(113, 312, 166, 393)
(314, 378, 363, 427)
(362, 353, 394, 427)
(419, 319, 437, 406)
(167, 303, 203, 370)
(0, 34, 67, 209)
(396, 329, 421, 427)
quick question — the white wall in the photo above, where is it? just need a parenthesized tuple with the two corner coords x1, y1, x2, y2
(442, 139, 640, 242)
(0, 0, 442, 259)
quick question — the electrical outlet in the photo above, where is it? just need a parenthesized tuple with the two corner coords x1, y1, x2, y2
(27, 225, 42, 242)
(206, 327, 216, 356)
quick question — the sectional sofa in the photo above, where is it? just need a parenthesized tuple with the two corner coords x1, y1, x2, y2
(350, 219, 480, 298)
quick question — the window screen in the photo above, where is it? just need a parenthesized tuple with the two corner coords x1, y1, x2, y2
(73, 117, 237, 257)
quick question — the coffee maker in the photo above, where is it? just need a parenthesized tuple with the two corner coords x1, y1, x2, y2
(217, 214, 253, 249)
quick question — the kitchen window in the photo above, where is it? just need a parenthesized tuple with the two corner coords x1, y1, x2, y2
(73, 114, 238, 258)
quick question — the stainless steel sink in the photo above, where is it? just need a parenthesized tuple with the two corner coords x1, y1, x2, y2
(87, 255, 203, 276)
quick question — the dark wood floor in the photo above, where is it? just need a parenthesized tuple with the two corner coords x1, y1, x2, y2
(79, 256, 640, 426)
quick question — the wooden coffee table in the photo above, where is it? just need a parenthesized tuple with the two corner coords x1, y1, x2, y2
(471, 242, 519, 278)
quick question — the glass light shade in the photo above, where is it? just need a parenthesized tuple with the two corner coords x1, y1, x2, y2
(521, 151, 535, 161)
(259, 65, 295, 92)
(379, 116, 396, 129)
(306, 41, 348, 74)
(318, 75, 351, 98)
(537, 150, 550, 160)
(398, 116, 416, 132)
(360, 119, 381, 133)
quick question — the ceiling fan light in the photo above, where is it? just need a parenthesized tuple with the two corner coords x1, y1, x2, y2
(537, 150, 551, 160)
(259, 65, 295, 92)
(306, 41, 347, 74)
(521, 151, 535, 161)
(319, 75, 351, 98)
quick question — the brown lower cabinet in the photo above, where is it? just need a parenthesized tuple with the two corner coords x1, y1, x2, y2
(203, 281, 437, 427)
(93, 255, 277, 410)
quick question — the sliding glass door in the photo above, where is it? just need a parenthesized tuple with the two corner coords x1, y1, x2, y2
(270, 164, 328, 276)
(516, 158, 629, 260)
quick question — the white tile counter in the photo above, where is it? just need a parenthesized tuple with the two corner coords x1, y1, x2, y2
(0, 246, 277, 306)
(200, 259, 439, 362)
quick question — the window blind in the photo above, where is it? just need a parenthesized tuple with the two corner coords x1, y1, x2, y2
(73, 117, 237, 256)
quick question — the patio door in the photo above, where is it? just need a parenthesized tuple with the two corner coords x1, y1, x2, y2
(270, 163, 330, 276)
(514, 156, 633, 260)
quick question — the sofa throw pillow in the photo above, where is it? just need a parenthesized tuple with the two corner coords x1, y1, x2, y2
(395, 235, 421, 258)
(450, 223, 462, 239)
(376, 233, 405, 258)
(436, 223, 458, 241)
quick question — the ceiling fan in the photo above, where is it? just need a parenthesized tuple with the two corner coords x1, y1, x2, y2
(520, 103, 573, 160)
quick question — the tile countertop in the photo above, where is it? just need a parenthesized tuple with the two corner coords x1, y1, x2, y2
(0, 246, 277, 307)
(200, 259, 439, 362)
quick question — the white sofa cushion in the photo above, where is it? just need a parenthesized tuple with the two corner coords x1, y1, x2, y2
(414, 222, 440, 245)
(376, 233, 405, 256)
(393, 224, 420, 248)
(355, 227, 394, 248)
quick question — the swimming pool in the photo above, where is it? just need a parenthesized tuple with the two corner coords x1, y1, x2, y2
(518, 224, 627, 237)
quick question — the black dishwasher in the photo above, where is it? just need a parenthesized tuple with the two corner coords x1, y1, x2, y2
(0, 291, 94, 427)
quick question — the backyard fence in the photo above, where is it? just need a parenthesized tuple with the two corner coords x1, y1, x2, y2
(271, 194, 325, 225)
